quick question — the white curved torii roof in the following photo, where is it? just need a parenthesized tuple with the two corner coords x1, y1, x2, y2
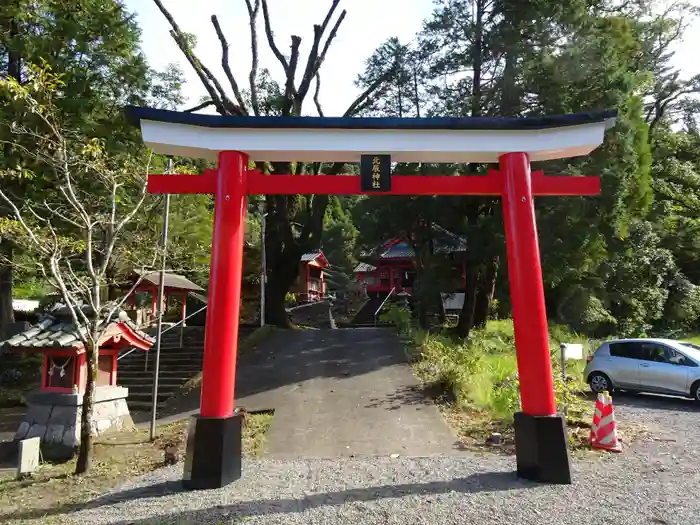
(126, 107, 617, 164)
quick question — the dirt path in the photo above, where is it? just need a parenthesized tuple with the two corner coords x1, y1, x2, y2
(235, 327, 462, 458)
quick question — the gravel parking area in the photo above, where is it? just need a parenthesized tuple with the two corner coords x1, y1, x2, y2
(53, 392, 700, 525)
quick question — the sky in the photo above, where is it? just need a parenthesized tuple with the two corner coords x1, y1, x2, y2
(124, 0, 700, 116)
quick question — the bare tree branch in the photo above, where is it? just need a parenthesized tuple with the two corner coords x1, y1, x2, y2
(245, 0, 262, 116)
(66, 259, 91, 296)
(42, 199, 83, 229)
(297, 1, 346, 104)
(151, 0, 227, 114)
(99, 154, 154, 276)
(105, 271, 154, 326)
(317, 10, 347, 71)
(286, 36, 302, 113)
(343, 67, 395, 117)
(319, 0, 342, 33)
(261, 0, 289, 73)
(211, 14, 249, 114)
(184, 100, 216, 113)
(0, 189, 49, 254)
(314, 73, 324, 117)
(43, 255, 91, 344)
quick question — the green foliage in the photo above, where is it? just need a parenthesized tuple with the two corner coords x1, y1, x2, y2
(379, 304, 412, 335)
(321, 197, 359, 274)
(12, 277, 50, 299)
(410, 320, 594, 433)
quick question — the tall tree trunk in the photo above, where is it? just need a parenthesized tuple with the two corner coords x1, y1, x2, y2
(411, 225, 430, 330)
(455, 262, 479, 338)
(414, 254, 428, 329)
(0, 18, 21, 337)
(473, 256, 499, 328)
(262, 167, 328, 328)
(471, 0, 484, 118)
(265, 271, 295, 328)
(499, 9, 520, 118)
(75, 341, 97, 475)
(0, 242, 13, 339)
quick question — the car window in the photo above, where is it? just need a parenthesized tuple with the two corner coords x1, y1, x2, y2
(609, 342, 643, 360)
(639, 343, 677, 364)
(673, 351, 699, 367)
(639, 343, 665, 363)
(665, 347, 685, 365)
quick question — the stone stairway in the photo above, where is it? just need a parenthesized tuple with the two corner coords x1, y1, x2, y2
(349, 296, 387, 327)
(117, 325, 255, 412)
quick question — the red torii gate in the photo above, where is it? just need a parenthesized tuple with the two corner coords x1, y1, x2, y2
(128, 106, 616, 490)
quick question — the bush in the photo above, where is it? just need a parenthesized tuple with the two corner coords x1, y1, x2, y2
(409, 320, 594, 441)
(379, 304, 412, 335)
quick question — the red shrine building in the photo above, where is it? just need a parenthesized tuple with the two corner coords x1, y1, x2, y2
(4, 307, 153, 458)
(125, 269, 204, 326)
(353, 226, 467, 297)
(291, 251, 328, 301)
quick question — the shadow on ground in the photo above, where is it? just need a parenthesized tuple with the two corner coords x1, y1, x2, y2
(132, 328, 410, 421)
(3, 469, 528, 523)
(233, 328, 408, 401)
(364, 384, 438, 410)
(610, 391, 700, 413)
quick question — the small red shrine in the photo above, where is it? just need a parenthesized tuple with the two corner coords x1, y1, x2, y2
(3, 307, 154, 458)
(2, 308, 153, 394)
(291, 251, 328, 301)
(125, 270, 204, 326)
(354, 226, 467, 297)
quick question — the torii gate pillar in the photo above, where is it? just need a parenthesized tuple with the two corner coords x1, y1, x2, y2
(181, 151, 248, 489)
(500, 152, 570, 483)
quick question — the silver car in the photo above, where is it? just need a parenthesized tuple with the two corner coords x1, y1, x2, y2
(583, 338, 700, 401)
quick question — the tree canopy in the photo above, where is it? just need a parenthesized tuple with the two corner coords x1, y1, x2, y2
(3, 0, 700, 340)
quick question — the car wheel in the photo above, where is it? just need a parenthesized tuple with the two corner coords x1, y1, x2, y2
(589, 372, 612, 394)
(691, 381, 700, 403)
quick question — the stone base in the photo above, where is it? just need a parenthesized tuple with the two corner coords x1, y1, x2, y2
(183, 414, 242, 490)
(513, 412, 572, 485)
(14, 386, 133, 460)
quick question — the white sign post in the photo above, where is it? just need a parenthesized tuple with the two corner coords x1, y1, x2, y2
(17, 437, 40, 478)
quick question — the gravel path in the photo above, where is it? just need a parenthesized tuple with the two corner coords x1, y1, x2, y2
(56, 392, 700, 525)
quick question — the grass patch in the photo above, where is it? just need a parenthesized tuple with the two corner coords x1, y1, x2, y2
(243, 410, 274, 456)
(0, 412, 273, 524)
(407, 320, 597, 453)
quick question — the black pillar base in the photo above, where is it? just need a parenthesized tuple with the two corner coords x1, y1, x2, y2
(514, 412, 572, 485)
(182, 414, 242, 490)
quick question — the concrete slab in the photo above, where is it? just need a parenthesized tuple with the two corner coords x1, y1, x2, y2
(234, 328, 462, 458)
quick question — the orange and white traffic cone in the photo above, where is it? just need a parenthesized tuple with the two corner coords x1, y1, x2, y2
(590, 391, 622, 452)
(589, 392, 604, 444)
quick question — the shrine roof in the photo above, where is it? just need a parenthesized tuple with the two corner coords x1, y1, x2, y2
(126, 106, 617, 164)
(132, 270, 204, 291)
(356, 225, 467, 268)
(300, 251, 329, 267)
(353, 262, 378, 273)
(1, 308, 154, 352)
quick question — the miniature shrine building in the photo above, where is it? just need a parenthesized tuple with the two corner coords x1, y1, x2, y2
(3, 307, 154, 458)
(2, 308, 153, 394)
(125, 269, 204, 326)
(291, 251, 329, 301)
(354, 226, 467, 297)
